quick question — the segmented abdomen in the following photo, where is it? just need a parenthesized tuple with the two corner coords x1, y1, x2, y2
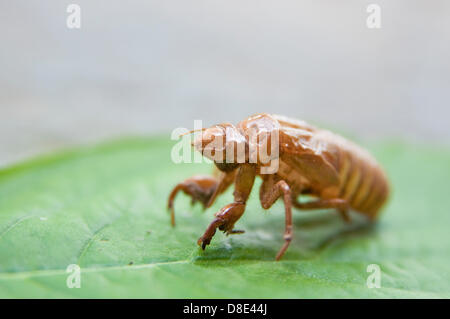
(335, 139, 389, 219)
(270, 114, 389, 218)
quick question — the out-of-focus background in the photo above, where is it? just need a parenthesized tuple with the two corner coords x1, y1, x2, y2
(1, 1, 449, 167)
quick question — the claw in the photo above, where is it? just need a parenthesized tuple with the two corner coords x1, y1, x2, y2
(167, 176, 219, 227)
(197, 237, 209, 250)
(196, 217, 225, 251)
(226, 229, 245, 236)
(197, 235, 213, 250)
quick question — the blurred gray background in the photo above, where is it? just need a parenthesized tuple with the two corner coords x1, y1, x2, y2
(1, 1, 449, 167)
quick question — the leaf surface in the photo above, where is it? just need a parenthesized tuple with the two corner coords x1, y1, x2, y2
(0, 138, 449, 298)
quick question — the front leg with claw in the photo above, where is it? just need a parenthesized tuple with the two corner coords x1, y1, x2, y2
(197, 163, 255, 251)
(197, 202, 246, 249)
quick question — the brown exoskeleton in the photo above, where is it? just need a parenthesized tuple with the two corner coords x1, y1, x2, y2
(168, 113, 389, 260)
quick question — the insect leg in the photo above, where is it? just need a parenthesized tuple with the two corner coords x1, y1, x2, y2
(205, 170, 236, 208)
(167, 171, 236, 226)
(293, 198, 350, 222)
(167, 175, 218, 226)
(197, 164, 256, 251)
(259, 177, 293, 261)
(197, 202, 246, 249)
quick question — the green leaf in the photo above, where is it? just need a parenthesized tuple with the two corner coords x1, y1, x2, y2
(0, 137, 449, 298)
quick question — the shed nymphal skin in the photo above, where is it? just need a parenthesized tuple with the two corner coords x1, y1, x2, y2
(168, 113, 389, 260)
